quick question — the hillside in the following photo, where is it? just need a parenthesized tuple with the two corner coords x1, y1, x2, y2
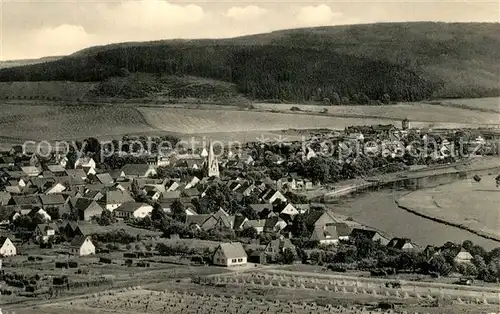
(0, 22, 498, 103)
(0, 56, 61, 69)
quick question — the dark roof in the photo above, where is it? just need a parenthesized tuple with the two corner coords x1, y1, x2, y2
(96, 173, 114, 184)
(101, 190, 134, 204)
(333, 222, 355, 237)
(70, 235, 90, 248)
(249, 204, 272, 213)
(216, 242, 247, 259)
(39, 194, 66, 206)
(186, 214, 211, 226)
(75, 223, 104, 236)
(65, 169, 87, 179)
(0, 236, 12, 245)
(120, 164, 151, 176)
(12, 195, 42, 207)
(115, 202, 150, 213)
(233, 215, 247, 229)
(183, 188, 200, 197)
(74, 198, 98, 211)
(310, 225, 338, 242)
(387, 237, 414, 249)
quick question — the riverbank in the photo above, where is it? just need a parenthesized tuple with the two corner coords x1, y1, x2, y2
(322, 157, 500, 249)
(396, 175, 500, 242)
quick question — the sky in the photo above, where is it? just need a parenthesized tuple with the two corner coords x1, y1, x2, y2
(0, 0, 498, 60)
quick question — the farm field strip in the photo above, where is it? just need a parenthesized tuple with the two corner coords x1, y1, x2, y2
(252, 102, 500, 125)
(206, 272, 499, 304)
(36, 288, 430, 314)
(438, 97, 500, 112)
(1, 101, 499, 143)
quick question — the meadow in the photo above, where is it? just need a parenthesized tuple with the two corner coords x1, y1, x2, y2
(253, 102, 500, 125)
(396, 175, 500, 241)
(438, 97, 500, 113)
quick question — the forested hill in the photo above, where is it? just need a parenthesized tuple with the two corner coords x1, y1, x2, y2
(0, 22, 498, 103)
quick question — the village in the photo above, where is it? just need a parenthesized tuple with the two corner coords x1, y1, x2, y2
(1, 119, 500, 313)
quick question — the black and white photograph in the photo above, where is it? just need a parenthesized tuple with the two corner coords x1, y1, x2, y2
(0, 1, 499, 313)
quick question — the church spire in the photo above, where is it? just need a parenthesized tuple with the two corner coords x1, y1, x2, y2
(206, 140, 220, 178)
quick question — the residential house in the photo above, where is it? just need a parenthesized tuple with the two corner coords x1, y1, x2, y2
(242, 219, 266, 234)
(39, 194, 66, 210)
(350, 228, 390, 245)
(248, 204, 273, 219)
(45, 182, 67, 194)
(162, 190, 181, 202)
(232, 214, 248, 231)
(234, 182, 256, 197)
(95, 173, 114, 185)
(143, 185, 163, 201)
(33, 223, 58, 243)
(310, 225, 339, 245)
(260, 189, 287, 204)
(0, 236, 16, 256)
(387, 238, 417, 251)
(184, 176, 200, 189)
(66, 169, 88, 181)
(294, 204, 310, 215)
(74, 198, 104, 221)
(11, 195, 42, 209)
(74, 157, 96, 170)
(453, 247, 474, 264)
(114, 202, 153, 219)
(74, 223, 104, 237)
(333, 222, 357, 241)
(29, 207, 52, 221)
(46, 164, 66, 174)
(263, 216, 288, 234)
(120, 164, 157, 178)
(166, 180, 180, 192)
(70, 235, 96, 256)
(212, 242, 247, 267)
(21, 166, 42, 177)
(98, 190, 135, 211)
(265, 239, 296, 259)
(305, 210, 339, 231)
(182, 188, 201, 199)
(277, 203, 299, 216)
(0, 191, 12, 206)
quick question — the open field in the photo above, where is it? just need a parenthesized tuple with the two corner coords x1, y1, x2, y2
(396, 175, 500, 241)
(253, 102, 500, 125)
(439, 97, 500, 112)
(0, 103, 155, 141)
(13, 268, 500, 314)
(0, 101, 499, 144)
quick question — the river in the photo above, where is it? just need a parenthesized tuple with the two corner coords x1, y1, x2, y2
(328, 190, 500, 250)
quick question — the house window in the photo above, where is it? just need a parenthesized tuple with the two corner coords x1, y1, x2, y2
(237, 258, 243, 262)
(231, 259, 237, 263)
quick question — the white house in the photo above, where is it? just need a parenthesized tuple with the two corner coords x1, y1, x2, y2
(74, 157, 96, 170)
(114, 202, 154, 219)
(0, 236, 16, 256)
(212, 242, 247, 267)
(46, 183, 67, 194)
(279, 203, 299, 216)
(454, 248, 474, 264)
(70, 236, 96, 256)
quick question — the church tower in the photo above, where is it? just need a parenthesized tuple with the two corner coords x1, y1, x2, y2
(205, 140, 220, 178)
